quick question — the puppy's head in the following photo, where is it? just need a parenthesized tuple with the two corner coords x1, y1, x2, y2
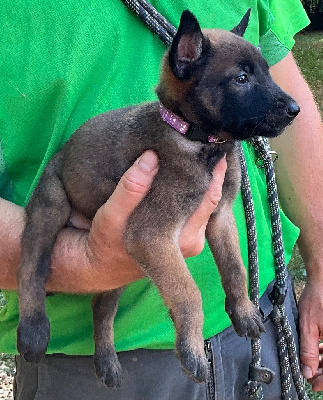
(157, 10, 299, 141)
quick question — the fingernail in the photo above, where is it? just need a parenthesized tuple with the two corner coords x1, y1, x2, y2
(137, 151, 158, 172)
(302, 366, 313, 379)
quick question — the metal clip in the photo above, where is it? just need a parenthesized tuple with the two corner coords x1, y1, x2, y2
(255, 151, 278, 168)
(248, 364, 275, 384)
(269, 283, 287, 306)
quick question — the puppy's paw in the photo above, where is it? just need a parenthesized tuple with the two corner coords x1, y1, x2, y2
(226, 300, 265, 339)
(94, 347, 123, 389)
(176, 337, 209, 383)
(17, 313, 50, 363)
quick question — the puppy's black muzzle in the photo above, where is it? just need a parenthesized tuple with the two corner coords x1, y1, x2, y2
(249, 91, 300, 138)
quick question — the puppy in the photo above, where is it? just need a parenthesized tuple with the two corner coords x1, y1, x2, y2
(17, 9, 300, 388)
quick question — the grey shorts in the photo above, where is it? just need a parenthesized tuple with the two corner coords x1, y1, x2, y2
(14, 276, 299, 400)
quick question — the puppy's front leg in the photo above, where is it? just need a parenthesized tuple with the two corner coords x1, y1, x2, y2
(206, 204, 264, 338)
(125, 228, 208, 383)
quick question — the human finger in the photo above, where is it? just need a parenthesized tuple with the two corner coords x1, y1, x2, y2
(179, 156, 227, 257)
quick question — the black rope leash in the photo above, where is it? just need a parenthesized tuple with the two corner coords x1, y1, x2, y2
(239, 144, 274, 399)
(122, 0, 175, 45)
(120, 1, 308, 398)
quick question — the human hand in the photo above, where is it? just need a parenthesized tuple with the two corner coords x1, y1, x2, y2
(298, 279, 323, 392)
(63, 150, 227, 292)
(85, 151, 227, 261)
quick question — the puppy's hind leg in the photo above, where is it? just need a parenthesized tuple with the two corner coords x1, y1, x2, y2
(92, 288, 124, 388)
(17, 163, 71, 363)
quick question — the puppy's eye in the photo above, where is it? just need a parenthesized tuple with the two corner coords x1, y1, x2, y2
(235, 74, 249, 84)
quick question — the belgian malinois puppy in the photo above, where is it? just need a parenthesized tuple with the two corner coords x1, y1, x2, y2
(17, 9, 300, 388)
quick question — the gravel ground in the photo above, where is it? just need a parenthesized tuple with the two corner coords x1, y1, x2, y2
(0, 376, 13, 400)
(0, 360, 14, 400)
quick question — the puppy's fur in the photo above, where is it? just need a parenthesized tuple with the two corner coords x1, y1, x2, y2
(17, 10, 299, 387)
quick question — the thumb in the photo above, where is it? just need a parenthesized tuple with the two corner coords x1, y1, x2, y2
(97, 150, 159, 227)
(299, 296, 320, 380)
(300, 328, 320, 380)
(298, 283, 323, 380)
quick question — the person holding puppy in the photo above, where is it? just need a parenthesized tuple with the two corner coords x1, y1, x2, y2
(1, 0, 323, 399)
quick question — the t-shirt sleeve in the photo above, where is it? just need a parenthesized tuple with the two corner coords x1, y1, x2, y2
(259, 0, 310, 65)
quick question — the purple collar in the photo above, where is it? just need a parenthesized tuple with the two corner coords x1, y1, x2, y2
(159, 103, 227, 144)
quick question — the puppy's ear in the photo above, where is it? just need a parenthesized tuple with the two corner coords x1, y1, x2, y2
(169, 10, 209, 80)
(231, 8, 251, 37)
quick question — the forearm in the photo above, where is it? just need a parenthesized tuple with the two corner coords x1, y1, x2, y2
(0, 199, 24, 289)
(269, 52, 323, 280)
(0, 198, 144, 293)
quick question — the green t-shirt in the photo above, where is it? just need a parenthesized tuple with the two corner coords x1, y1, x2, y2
(0, 0, 309, 354)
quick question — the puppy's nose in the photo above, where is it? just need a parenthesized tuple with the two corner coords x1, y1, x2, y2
(286, 101, 300, 118)
(277, 99, 300, 118)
